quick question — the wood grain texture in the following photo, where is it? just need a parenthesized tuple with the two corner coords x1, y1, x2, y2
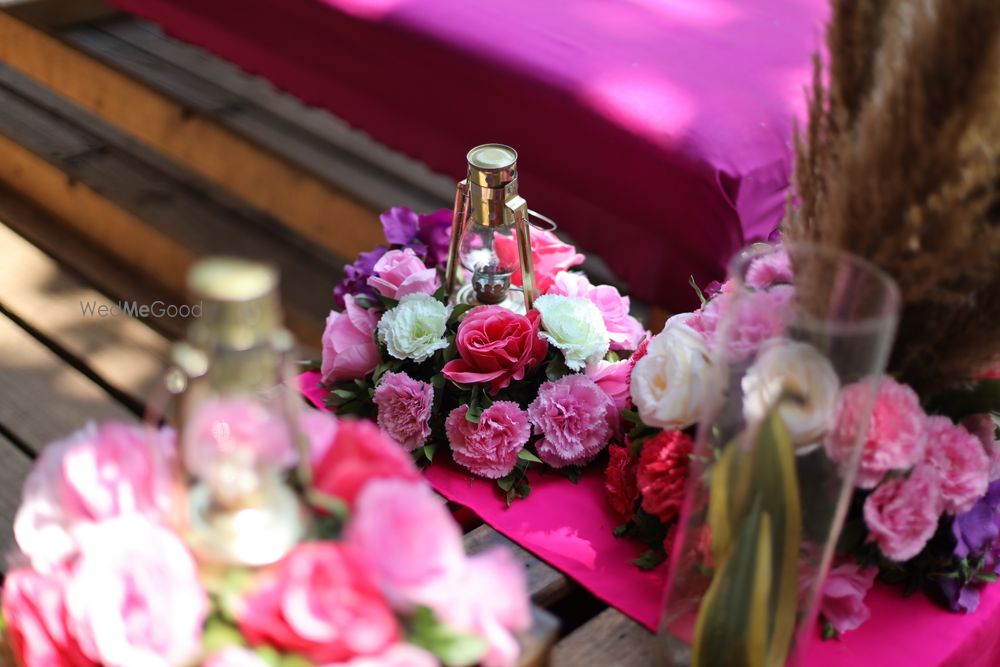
(0, 221, 171, 405)
(464, 524, 570, 607)
(0, 434, 31, 565)
(0, 314, 134, 451)
(519, 606, 561, 667)
(550, 608, 657, 667)
(0, 10, 385, 263)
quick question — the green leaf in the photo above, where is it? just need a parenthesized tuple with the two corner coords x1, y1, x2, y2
(562, 466, 583, 484)
(545, 356, 571, 381)
(496, 475, 516, 492)
(331, 388, 357, 400)
(606, 350, 621, 363)
(423, 443, 438, 462)
(821, 618, 838, 641)
(379, 295, 400, 310)
(202, 617, 245, 653)
(632, 549, 667, 571)
(277, 655, 313, 667)
(518, 449, 543, 463)
(253, 646, 282, 667)
(613, 523, 630, 538)
(407, 607, 488, 667)
(976, 572, 999, 583)
(448, 303, 475, 326)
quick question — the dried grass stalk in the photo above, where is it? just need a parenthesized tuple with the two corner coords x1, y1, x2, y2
(786, 0, 1000, 392)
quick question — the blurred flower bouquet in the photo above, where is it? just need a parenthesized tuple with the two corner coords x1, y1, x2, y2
(312, 207, 647, 502)
(610, 243, 1000, 639)
(0, 414, 530, 667)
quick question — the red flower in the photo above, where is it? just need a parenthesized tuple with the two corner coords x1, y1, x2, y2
(605, 444, 639, 522)
(637, 431, 694, 523)
(442, 306, 548, 395)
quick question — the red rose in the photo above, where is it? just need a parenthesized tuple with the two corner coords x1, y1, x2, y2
(442, 306, 548, 395)
(605, 444, 639, 522)
(637, 430, 694, 523)
(312, 419, 420, 508)
(239, 543, 399, 663)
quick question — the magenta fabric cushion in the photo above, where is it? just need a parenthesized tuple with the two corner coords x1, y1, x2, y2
(110, 0, 827, 311)
(300, 371, 1000, 665)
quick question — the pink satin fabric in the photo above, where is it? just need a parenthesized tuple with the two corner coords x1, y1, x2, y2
(300, 371, 1000, 665)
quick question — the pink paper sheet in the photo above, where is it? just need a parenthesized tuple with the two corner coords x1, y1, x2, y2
(301, 370, 1000, 666)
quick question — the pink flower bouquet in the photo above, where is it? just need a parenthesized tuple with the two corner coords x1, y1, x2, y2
(314, 207, 648, 502)
(1, 415, 531, 667)
(611, 241, 1000, 637)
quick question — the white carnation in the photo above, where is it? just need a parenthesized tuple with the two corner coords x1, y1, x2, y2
(631, 320, 719, 429)
(741, 340, 839, 450)
(377, 293, 451, 362)
(534, 294, 610, 371)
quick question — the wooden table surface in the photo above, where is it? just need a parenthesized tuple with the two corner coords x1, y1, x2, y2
(0, 219, 661, 666)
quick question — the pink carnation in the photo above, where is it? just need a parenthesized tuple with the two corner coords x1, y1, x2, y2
(745, 247, 793, 289)
(334, 644, 439, 667)
(923, 416, 989, 514)
(548, 273, 646, 351)
(346, 479, 466, 611)
(445, 402, 531, 479)
(528, 375, 617, 468)
(863, 465, 943, 561)
(312, 419, 420, 508)
(321, 295, 380, 383)
(819, 560, 877, 635)
(697, 286, 792, 361)
(367, 248, 439, 300)
(13, 422, 178, 573)
(494, 228, 584, 294)
(826, 377, 927, 489)
(373, 372, 434, 451)
(585, 359, 633, 410)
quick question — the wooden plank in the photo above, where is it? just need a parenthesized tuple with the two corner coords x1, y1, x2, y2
(0, 314, 134, 452)
(0, 76, 330, 345)
(0, 435, 32, 565)
(519, 607, 560, 667)
(464, 524, 570, 607)
(3, 0, 115, 28)
(0, 222, 171, 405)
(550, 608, 656, 667)
(93, 16, 454, 212)
(0, 11, 385, 264)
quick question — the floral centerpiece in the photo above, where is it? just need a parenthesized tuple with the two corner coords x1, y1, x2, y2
(313, 207, 646, 503)
(0, 412, 531, 667)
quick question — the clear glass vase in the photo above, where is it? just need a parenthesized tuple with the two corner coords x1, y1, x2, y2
(658, 243, 900, 667)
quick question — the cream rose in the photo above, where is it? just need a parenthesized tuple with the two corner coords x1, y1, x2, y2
(741, 340, 840, 449)
(534, 294, 610, 371)
(631, 318, 718, 429)
(377, 293, 451, 362)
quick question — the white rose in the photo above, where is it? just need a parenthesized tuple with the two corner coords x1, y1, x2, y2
(534, 294, 610, 371)
(377, 293, 451, 362)
(631, 321, 718, 429)
(741, 340, 840, 449)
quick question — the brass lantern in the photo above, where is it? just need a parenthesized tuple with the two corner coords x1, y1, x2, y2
(444, 144, 538, 312)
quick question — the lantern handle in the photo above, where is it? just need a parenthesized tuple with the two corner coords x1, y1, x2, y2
(527, 209, 558, 232)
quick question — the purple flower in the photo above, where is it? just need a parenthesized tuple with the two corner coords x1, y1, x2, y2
(334, 246, 387, 309)
(380, 207, 420, 245)
(415, 209, 454, 269)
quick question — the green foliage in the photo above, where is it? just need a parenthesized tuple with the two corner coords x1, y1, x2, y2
(407, 607, 488, 667)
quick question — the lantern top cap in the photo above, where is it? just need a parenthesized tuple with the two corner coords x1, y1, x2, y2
(467, 143, 517, 187)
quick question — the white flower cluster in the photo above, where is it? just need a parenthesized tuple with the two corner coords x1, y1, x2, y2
(534, 295, 610, 371)
(377, 293, 451, 362)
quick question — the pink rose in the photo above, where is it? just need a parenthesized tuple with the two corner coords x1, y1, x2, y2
(366, 248, 439, 300)
(923, 416, 989, 514)
(494, 228, 584, 294)
(301, 409, 339, 466)
(863, 465, 943, 561)
(312, 419, 420, 508)
(373, 372, 434, 451)
(14, 422, 178, 573)
(548, 273, 646, 351)
(239, 542, 398, 663)
(528, 375, 617, 468)
(346, 479, 466, 610)
(183, 397, 297, 490)
(819, 560, 877, 635)
(332, 644, 439, 667)
(203, 647, 270, 667)
(442, 306, 548, 395)
(321, 295, 380, 383)
(2, 566, 96, 667)
(826, 377, 928, 489)
(437, 548, 531, 667)
(445, 402, 531, 479)
(585, 359, 633, 410)
(703, 286, 793, 361)
(66, 517, 208, 667)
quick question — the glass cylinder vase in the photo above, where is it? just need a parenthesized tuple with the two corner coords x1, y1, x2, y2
(658, 243, 900, 667)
